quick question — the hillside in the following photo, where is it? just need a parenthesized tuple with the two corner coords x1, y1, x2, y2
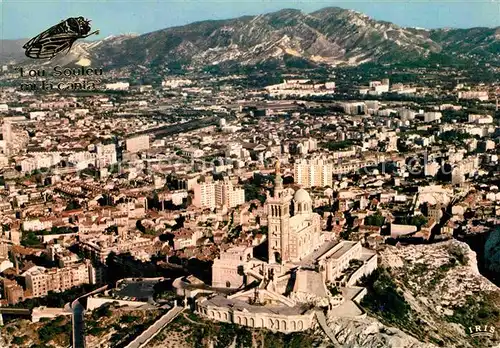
(91, 7, 497, 70)
(353, 240, 500, 348)
(1, 7, 498, 71)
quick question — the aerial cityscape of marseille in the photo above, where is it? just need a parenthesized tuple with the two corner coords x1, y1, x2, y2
(0, 1, 499, 347)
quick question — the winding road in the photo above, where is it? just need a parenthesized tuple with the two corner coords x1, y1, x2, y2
(71, 285, 108, 348)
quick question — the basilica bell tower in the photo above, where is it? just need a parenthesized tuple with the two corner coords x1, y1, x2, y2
(266, 160, 291, 264)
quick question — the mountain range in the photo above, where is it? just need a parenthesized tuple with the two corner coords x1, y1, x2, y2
(1, 7, 499, 70)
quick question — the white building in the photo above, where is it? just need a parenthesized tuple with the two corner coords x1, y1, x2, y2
(126, 135, 150, 153)
(193, 180, 244, 209)
(19, 153, 61, 173)
(105, 82, 130, 91)
(398, 109, 417, 121)
(468, 114, 493, 124)
(162, 79, 193, 88)
(212, 246, 254, 288)
(214, 179, 245, 209)
(96, 143, 117, 168)
(359, 79, 390, 95)
(264, 80, 335, 97)
(24, 263, 93, 298)
(424, 112, 442, 123)
(182, 148, 204, 158)
(424, 162, 440, 177)
(294, 158, 333, 188)
(342, 102, 366, 115)
(458, 91, 489, 101)
(193, 182, 216, 209)
(22, 218, 53, 232)
(200, 162, 378, 334)
(29, 111, 47, 120)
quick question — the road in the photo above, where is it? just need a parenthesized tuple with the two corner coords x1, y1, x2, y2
(71, 285, 108, 348)
(72, 301, 85, 348)
(125, 306, 183, 348)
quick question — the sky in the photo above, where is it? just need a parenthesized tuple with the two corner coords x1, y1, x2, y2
(1, 0, 500, 40)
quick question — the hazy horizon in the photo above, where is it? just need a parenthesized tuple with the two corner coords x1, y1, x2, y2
(1, 1, 500, 40)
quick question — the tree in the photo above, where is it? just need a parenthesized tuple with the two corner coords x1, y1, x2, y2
(259, 226, 268, 235)
(65, 200, 81, 211)
(38, 316, 71, 343)
(364, 213, 385, 227)
(360, 268, 412, 326)
(235, 326, 252, 347)
(12, 335, 28, 345)
(120, 314, 137, 323)
(286, 333, 314, 348)
(340, 228, 353, 240)
(21, 232, 41, 247)
(410, 215, 428, 228)
(274, 252, 282, 264)
(92, 304, 112, 322)
(321, 140, 358, 151)
(105, 225, 118, 235)
(136, 220, 146, 233)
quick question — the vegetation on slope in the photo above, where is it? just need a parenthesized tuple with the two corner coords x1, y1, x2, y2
(151, 311, 320, 348)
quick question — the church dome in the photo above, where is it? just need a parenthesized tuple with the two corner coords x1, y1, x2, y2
(294, 188, 311, 203)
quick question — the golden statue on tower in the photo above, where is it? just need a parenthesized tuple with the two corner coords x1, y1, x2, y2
(275, 159, 281, 175)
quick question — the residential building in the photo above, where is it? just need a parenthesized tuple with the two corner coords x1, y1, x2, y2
(193, 182, 216, 209)
(214, 179, 245, 209)
(126, 135, 150, 153)
(294, 158, 333, 188)
(23, 263, 93, 298)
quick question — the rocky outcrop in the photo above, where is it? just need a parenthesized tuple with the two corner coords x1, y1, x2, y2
(318, 316, 437, 348)
(376, 241, 497, 347)
(314, 240, 499, 348)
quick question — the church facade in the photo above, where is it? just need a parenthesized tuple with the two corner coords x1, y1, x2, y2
(202, 161, 378, 333)
(266, 163, 322, 264)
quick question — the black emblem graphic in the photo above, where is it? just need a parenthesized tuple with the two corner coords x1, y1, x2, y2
(23, 17, 99, 60)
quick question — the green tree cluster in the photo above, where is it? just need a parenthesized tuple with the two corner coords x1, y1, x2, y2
(400, 215, 428, 228)
(360, 268, 413, 327)
(35, 226, 78, 235)
(38, 316, 71, 343)
(320, 140, 357, 151)
(11, 335, 28, 345)
(438, 130, 473, 144)
(21, 232, 41, 247)
(65, 200, 82, 211)
(364, 213, 385, 227)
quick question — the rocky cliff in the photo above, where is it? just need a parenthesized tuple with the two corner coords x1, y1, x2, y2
(319, 240, 500, 348)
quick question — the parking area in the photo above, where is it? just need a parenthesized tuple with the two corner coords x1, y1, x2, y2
(114, 279, 161, 301)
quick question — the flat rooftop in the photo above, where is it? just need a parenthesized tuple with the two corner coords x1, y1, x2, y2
(296, 240, 340, 266)
(360, 249, 377, 262)
(226, 246, 251, 253)
(327, 242, 357, 260)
